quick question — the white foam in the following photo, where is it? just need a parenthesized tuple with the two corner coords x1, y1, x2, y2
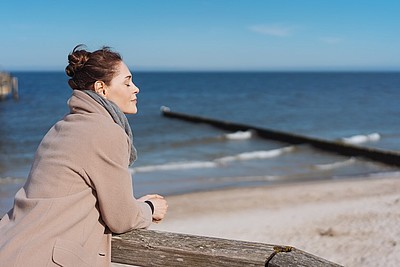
(130, 146, 295, 173)
(341, 133, 381, 144)
(225, 130, 253, 140)
(366, 171, 400, 178)
(313, 158, 356, 170)
(207, 175, 280, 183)
(160, 106, 171, 112)
(131, 161, 217, 173)
(216, 146, 294, 164)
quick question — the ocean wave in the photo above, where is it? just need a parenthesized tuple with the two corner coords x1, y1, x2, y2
(340, 133, 381, 144)
(312, 158, 356, 170)
(215, 146, 295, 164)
(224, 130, 253, 140)
(166, 131, 251, 149)
(131, 146, 295, 173)
(364, 171, 400, 178)
(131, 161, 217, 173)
(199, 175, 280, 183)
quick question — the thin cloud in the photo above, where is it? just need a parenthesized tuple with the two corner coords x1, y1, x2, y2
(249, 24, 295, 37)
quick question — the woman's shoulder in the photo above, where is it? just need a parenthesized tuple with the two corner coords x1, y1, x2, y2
(57, 113, 128, 153)
(66, 112, 125, 136)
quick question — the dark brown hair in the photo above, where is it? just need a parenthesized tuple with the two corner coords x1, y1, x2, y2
(65, 44, 122, 90)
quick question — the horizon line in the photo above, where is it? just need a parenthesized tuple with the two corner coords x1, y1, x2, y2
(6, 68, 400, 73)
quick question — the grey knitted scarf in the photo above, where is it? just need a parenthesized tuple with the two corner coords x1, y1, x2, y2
(84, 90, 137, 166)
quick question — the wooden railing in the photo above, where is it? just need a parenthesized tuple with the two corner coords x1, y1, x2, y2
(112, 230, 342, 266)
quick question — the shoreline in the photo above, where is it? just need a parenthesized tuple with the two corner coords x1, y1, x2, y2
(151, 175, 400, 267)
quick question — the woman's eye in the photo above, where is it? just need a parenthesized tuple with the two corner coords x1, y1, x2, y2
(126, 84, 130, 87)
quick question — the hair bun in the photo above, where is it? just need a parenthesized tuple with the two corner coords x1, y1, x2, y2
(65, 45, 90, 77)
(65, 44, 122, 90)
(65, 64, 75, 77)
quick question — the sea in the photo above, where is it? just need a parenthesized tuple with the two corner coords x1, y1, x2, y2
(1, 71, 400, 214)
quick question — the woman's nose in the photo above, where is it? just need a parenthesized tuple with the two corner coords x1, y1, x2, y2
(132, 82, 140, 94)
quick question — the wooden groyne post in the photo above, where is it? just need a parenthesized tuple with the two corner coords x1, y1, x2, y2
(0, 72, 18, 100)
(111, 229, 342, 266)
(161, 107, 400, 167)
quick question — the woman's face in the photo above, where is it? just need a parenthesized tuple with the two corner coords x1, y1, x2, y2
(105, 61, 140, 114)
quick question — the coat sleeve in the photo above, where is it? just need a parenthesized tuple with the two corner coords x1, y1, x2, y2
(83, 121, 152, 234)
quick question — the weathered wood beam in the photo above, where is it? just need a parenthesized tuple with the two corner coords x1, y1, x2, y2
(111, 229, 342, 266)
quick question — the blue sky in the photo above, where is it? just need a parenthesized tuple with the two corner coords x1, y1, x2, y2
(1, 0, 399, 71)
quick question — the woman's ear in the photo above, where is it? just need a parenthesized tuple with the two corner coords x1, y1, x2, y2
(94, 81, 107, 98)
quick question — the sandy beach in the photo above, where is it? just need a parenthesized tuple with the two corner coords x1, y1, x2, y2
(149, 175, 400, 267)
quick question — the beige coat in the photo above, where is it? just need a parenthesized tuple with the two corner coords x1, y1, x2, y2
(0, 90, 152, 266)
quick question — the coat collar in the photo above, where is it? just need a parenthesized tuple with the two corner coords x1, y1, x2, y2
(68, 90, 112, 120)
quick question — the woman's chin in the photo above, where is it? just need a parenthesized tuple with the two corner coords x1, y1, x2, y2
(124, 108, 138, 114)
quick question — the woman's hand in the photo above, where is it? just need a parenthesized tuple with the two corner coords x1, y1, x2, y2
(138, 194, 168, 223)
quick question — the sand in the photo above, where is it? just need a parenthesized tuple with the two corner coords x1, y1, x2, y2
(148, 176, 400, 267)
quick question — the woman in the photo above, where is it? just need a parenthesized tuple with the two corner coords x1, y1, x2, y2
(0, 45, 168, 266)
